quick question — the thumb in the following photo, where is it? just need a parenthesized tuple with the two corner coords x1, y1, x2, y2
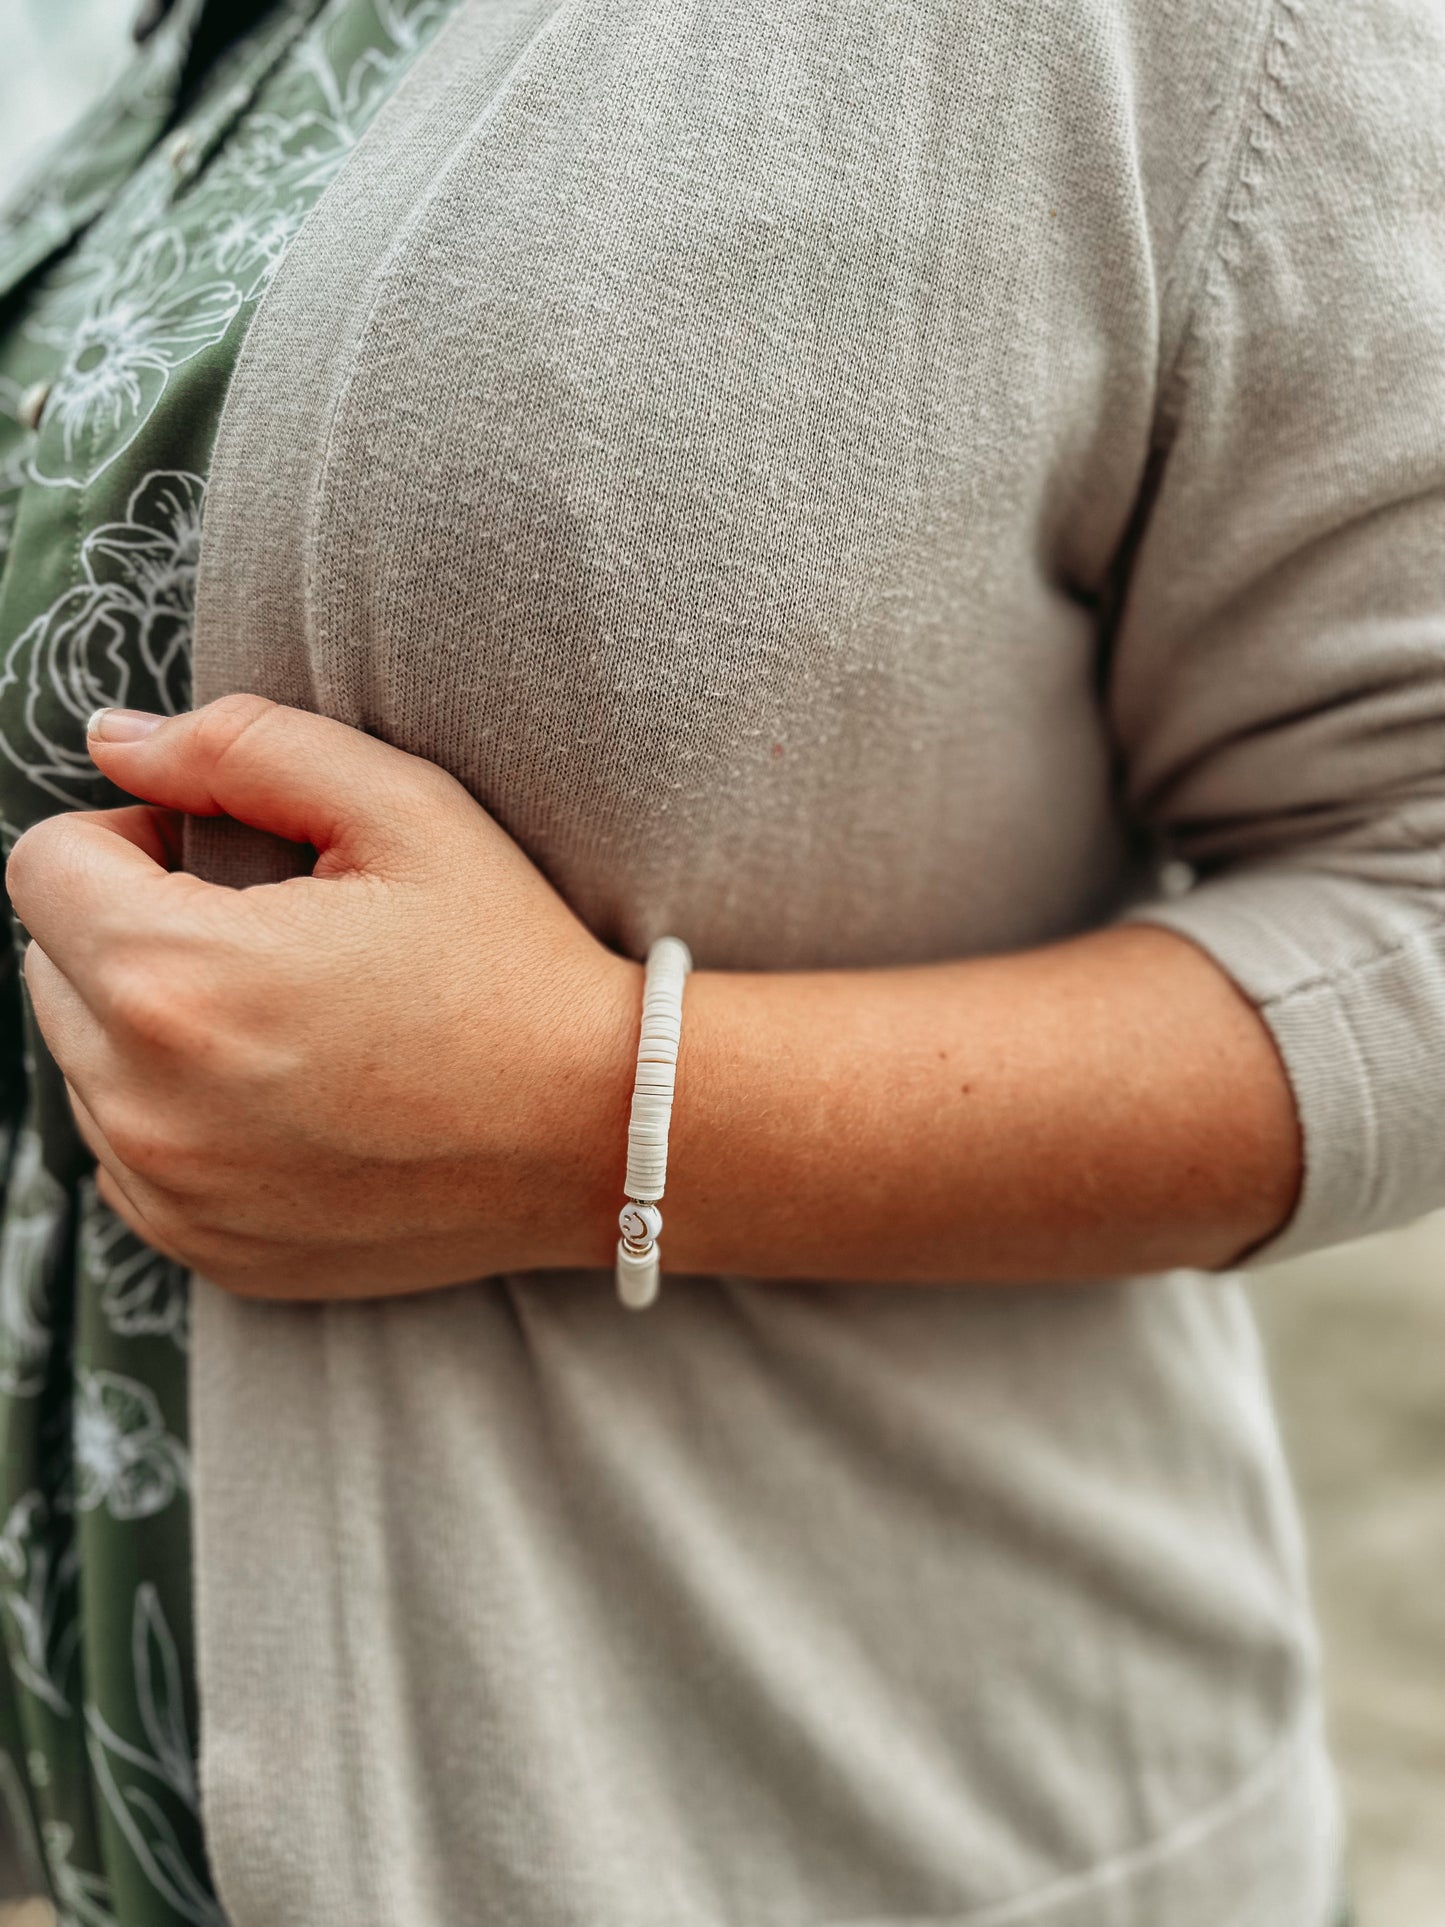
(86, 695, 438, 873)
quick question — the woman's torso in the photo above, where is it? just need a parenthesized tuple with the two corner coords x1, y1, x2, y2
(182, 2, 1338, 1923)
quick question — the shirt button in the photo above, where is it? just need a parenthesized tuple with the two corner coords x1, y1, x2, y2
(17, 380, 50, 433)
(165, 129, 195, 174)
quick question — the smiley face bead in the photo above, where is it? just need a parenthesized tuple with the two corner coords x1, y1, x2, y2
(619, 1200, 663, 1249)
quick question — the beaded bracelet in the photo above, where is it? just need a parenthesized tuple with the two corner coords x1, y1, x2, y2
(615, 936, 693, 1309)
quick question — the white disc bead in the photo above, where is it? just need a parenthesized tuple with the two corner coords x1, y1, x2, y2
(615, 936, 692, 1308)
(622, 936, 693, 1203)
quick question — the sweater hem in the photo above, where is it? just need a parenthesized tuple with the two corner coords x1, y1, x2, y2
(833, 1707, 1341, 1927)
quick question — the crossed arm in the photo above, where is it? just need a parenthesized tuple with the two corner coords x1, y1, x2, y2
(6, 695, 1302, 1300)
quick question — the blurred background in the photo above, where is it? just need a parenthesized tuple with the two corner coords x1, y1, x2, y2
(1254, 1219, 1445, 1927)
(2, 7, 1442, 1925)
(1, 1, 136, 187)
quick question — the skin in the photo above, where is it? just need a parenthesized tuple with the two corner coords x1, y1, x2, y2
(5, 693, 1303, 1300)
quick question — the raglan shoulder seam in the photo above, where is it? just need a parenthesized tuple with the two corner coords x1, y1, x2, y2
(1154, 0, 1307, 443)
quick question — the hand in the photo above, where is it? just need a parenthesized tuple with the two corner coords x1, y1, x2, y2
(5, 695, 643, 1299)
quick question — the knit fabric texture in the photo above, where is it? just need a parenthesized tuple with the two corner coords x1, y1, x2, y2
(181, 0, 1444, 1919)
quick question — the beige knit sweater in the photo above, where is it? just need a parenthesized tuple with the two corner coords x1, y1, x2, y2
(184, 0, 1445, 1920)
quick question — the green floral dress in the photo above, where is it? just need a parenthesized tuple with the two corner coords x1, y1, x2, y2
(0, 0, 458, 1916)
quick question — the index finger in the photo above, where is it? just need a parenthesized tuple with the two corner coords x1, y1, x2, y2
(5, 805, 210, 1000)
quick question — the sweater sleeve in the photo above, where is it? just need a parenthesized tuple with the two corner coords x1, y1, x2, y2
(1106, 0, 1445, 1270)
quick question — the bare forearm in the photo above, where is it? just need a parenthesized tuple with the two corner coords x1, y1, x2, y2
(30, 703, 1307, 1301)
(571, 923, 1303, 1282)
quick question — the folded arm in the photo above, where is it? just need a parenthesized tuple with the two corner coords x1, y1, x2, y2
(575, 922, 1304, 1281)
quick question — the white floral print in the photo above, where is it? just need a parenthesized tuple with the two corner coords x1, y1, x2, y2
(0, 1492, 79, 1717)
(0, 376, 25, 569)
(0, 1123, 67, 1398)
(28, 236, 241, 490)
(0, 1748, 47, 1893)
(73, 1371, 190, 1521)
(79, 1178, 190, 1351)
(21, 0, 454, 494)
(47, 1820, 120, 1927)
(87, 1586, 223, 1927)
(0, 468, 199, 809)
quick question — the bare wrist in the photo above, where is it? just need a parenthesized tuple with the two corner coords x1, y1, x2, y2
(537, 948, 646, 1270)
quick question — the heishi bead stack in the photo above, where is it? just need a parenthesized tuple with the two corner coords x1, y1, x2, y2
(615, 936, 693, 1308)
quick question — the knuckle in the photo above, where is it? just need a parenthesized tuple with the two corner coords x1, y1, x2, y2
(5, 817, 60, 913)
(102, 1174, 263, 1282)
(112, 1206, 188, 1270)
(104, 1124, 166, 1186)
(104, 1106, 186, 1186)
(154, 1221, 225, 1277)
(410, 756, 465, 805)
(389, 759, 474, 850)
(194, 694, 278, 779)
(105, 968, 176, 1048)
(199, 691, 277, 736)
(118, 1194, 243, 1284)
(104, 963, 206, 1054)
(136, 1207, 197, 1268)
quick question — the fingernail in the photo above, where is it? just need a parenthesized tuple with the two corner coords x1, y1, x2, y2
(87, 706, 164, 743)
